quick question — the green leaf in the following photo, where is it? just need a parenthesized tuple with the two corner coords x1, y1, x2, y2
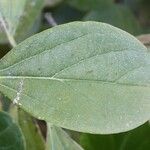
(0, 111, 25, 150)
(80, 134, 116, 150)
(0, 0, 43, 44)
(52, 3, 84, 25)
(80, 123, 150, 150)
(0, 94, 11, 111)
(119, 123, 150, 150)
(46, 124, 83, 150)
(18, 109, 45, 150)
(0, 21, 150, 134)
(82, 123, 150, 150)
(84, 4, 141, 35)
(67, 0, 113, 11)
(124, 0, 140, 11)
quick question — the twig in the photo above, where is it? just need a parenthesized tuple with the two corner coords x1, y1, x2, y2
(45, 12, 57, 27)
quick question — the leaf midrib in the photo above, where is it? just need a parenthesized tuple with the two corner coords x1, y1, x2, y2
(0, 48, 147, 87)
(0, 47, 143, 78)
(0, 75, 149, 88)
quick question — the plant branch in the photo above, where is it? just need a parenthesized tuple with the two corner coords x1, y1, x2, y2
(0, 12, 17, 48)
(45, 13, 57, 27)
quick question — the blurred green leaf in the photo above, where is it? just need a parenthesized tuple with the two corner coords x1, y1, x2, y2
(18, 109, 45, 150)
(0, 111, 25, 150)
(0, 22, 150, 134)
(80, 123, 150, 150)
(80, 134, 116, 150)
(52, 4, 84, 24)
(124, 0, 141, 11)
(0, 0, 44, 44)
(124, 0, 150, 28)
(46, 124, 83, 150)
(0, 94, 11, 111)
(120, 123, 150, 150)
(67, 0, 113, 11)
(84, 4, 141, 35)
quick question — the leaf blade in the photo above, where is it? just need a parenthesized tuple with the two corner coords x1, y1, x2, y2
(0, 22, 150, 134)
(18, 109, 45, 150)
(46, 124, 83, 150)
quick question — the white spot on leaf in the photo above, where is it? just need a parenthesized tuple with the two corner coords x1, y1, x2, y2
(13, 79, 24, 105)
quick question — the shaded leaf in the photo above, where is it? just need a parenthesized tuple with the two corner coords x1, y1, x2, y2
(0, 111, 25, 150)
(46, 124, 83, 150)
(52, 4, 84, 24)
(18, 109, 45, 150)
(84, 4, 141, 35)
(80, 123, 150, 150)
(124, 0, 150, 27)
(67, 0, 113, 11)
(80, 134, 116, 150)
(120, 123, 150, 150)
(124, 0, 140, 11)
(0, 22, 150, 134)
(0, 94, 11, 112)
(0, 44, 11, 59)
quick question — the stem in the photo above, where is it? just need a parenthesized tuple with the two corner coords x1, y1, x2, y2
(45, 13, 57, 27)
(46, 123, 54, 150)
(0, 12, 17, 48)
